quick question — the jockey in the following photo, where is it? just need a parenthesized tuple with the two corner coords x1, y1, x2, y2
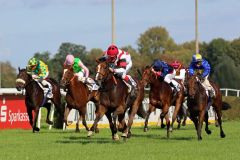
(170, 60, 186, 83)
(26, 57, 53, 98)
(188, 53, 215, 98)
(64, 54, 99, 91)
(151, 59, 180, 94)
(99, 44, 136, 92)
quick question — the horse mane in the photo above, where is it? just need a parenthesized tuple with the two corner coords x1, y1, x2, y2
(48, 77, 59, 86)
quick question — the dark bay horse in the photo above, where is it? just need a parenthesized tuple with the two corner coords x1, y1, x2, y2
(141, 66, 185, 138)
(15, 68, 62, 132)
(60, 67, 99, 132)
(87, 60, 146, 140)
(185, 74, 226, 140)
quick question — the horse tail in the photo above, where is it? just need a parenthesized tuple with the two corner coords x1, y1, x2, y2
(222, 101, 231, 110)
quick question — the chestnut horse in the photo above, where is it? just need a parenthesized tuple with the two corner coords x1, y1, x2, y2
(141, 66, 185, 138)
(185, 74, 226, 140)
(16, 68, 62, 132)
(87, 60, 146, 140)
(60, 67, 99, 132)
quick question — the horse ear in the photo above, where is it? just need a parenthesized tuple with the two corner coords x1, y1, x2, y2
(96, 58, 101, 64)
(18, 67, 20, 72)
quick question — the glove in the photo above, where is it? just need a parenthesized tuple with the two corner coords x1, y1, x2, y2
(109, 68, 115, 73)
(38, 77, 44, 82)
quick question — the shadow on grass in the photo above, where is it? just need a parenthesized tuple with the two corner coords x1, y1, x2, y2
(131, 132, 194, 141)
(56, 136, 125, 145)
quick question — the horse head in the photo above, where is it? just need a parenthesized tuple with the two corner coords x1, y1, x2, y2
(60, 66, 75, 87)
(95, 60, 112, 86)
(16, 67, 32, 91)
(141, 66, 157, 87)
(186, 74, 202, 99)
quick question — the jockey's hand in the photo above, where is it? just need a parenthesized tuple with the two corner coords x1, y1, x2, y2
(38, 77, 44, 82)
(109, 67, 114, 73)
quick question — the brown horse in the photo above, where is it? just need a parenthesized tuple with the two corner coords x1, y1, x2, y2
(87, 60, 146, 140)
(15, 68, 62, 132)
(60, 67, 99, 132)
(185, 74, 226, 140)
(141, 66, 185, 138)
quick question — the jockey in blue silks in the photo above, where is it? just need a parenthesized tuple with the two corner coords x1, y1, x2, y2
(188, 53, 215, 98)
(151, 59, 180, 94)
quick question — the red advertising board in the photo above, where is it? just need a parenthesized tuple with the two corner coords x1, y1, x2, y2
(0, 95, 31, 129)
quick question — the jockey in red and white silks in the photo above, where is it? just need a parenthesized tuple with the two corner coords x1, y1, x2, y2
(98, 44, 136, 91)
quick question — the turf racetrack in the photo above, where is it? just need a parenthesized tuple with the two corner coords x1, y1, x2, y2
(0, 121, 239, 160)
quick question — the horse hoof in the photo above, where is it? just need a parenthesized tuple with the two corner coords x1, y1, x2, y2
(33, 127, 40, 132)
(127, 132, 132, 138)
(121, 133, 128, 138)
(47, 121, 53, 125)
(75, 129, 80, 133)
(87, 131, 93, 137)
(144, 128, 148, 132)
(206, 130, 212, 135)
(161, 124, 166, 129)
(221, 132, 226, 138)
(113, 134, 120, 141)
(95, 128, 100, 133)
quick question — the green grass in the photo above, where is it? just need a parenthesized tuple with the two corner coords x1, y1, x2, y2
(0, 121, 240, 160)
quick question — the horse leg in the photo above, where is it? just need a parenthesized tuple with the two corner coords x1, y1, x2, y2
(161, 105, 170, 138)
(123, 102, 139, 138)
(214, 106, 226, 138)
(75, 110, 80, 132)
(182, 108, 188, 126)
(32, 107, 40, 133)
(88, 104, 107, 137)
(27, 107, 33, 127)
(170, 102, 182, 131)
(176, 114, 181, 129)
(144, 104, 155, 132)
(45, 103, 53, 125)
(197, 110, 205, 140)
(204, 112, 211, 135)
(80, 112, 89, 132)
(63, 105, 71, 126)
(105, 111, 118, 140)
(112, 106, 125, 140)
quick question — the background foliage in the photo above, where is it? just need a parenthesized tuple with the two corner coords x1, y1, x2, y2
(1, 25, 240, 89)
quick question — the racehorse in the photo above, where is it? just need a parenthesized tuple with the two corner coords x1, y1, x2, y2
(87, 60, 146, 140)
(141, 66, 185, 138)
(185, 74, 226, 140)
(15, 68, 62, 132)
(60, 66, 99, 133)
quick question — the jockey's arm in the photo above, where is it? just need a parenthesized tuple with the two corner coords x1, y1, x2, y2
(175, 69, 186, 80)
(78, 60, 89, 78)
(112, 57, 127, 76)
(202, 60, 211, 78)
(188, 63, 195, 76)
(125, 54, 132, 71)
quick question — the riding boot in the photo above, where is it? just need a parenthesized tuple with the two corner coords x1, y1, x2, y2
(42, 80, 53, 98)
(85, 77, 99, 91)
(209, 89, 216, 98)
(124, 79, 132, 93)
(169, 82, 178, 96)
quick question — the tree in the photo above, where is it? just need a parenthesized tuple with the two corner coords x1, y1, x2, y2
(204, 38, 232, 74)
(85, 48, 104, 76)
(0, 61, 17, 88)
(137, 26, 177, 56)
(229, 38, 240, 67)
(33, 51, 51, 63)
